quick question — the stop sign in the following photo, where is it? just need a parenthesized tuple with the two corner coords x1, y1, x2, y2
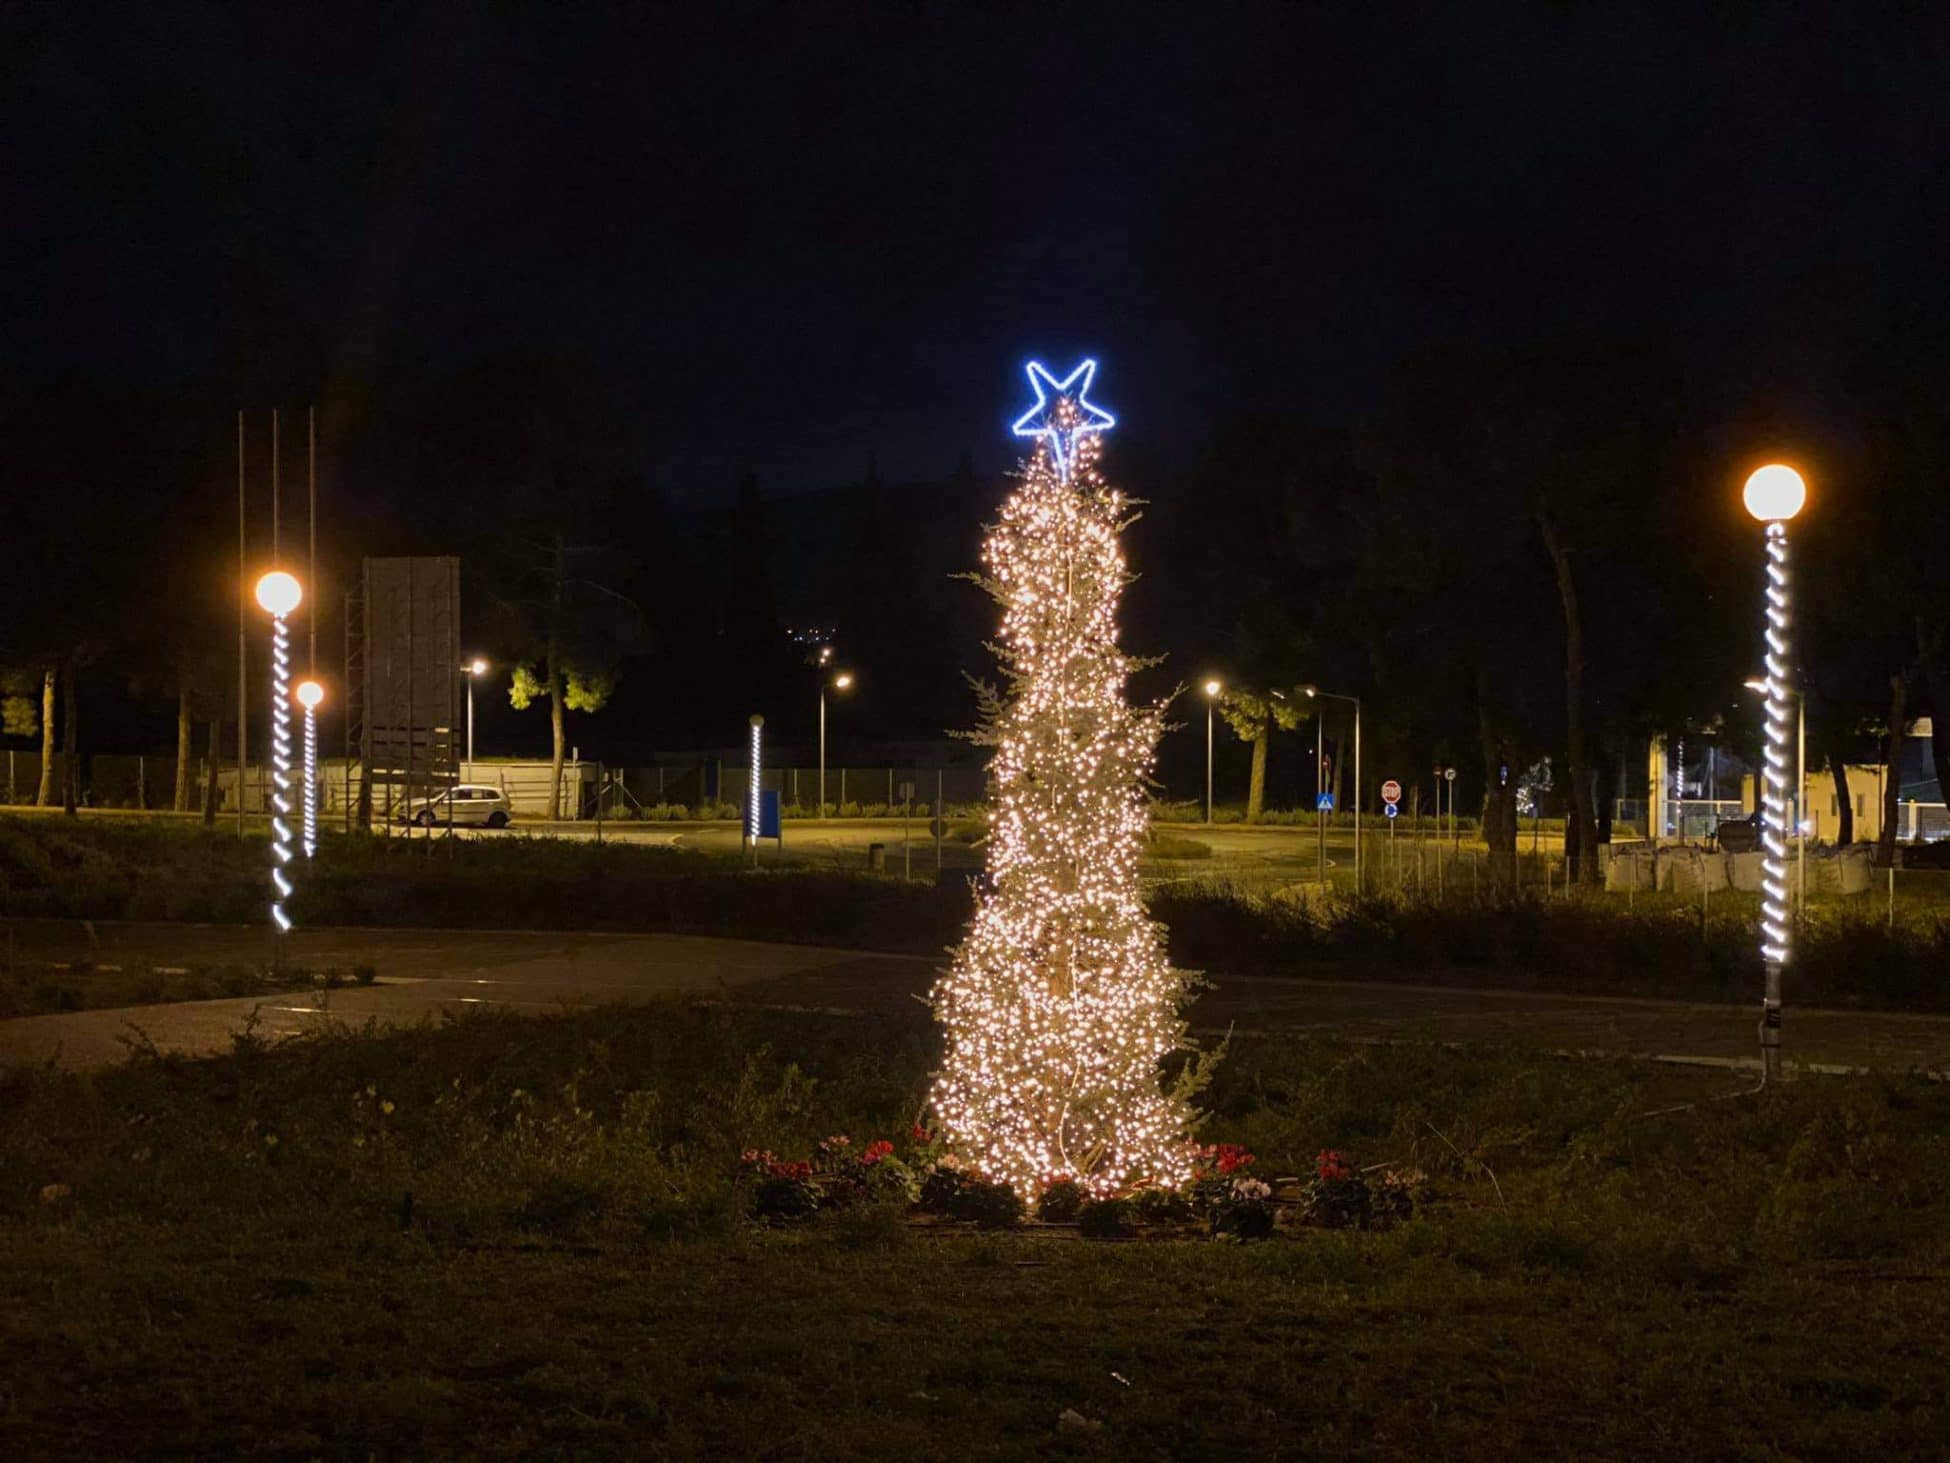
(1381, 779, 1402, 805)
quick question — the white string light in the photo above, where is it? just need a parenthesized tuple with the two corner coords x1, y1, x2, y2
(747, 714, 764, 848)
(929, 361, 1195, 1199)
(255, 572, 302, 934)
(297, 680, 323, 860)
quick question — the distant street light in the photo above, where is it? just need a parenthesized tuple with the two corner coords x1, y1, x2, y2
(296, 680, 324, 859)
(254, 570, 303, 941)
(820, 671, 854, 818)
(1303, 685, 1363, 894)
(462, 658, 489, 769)
(1744, 463, 1806, 1081)
(1201, 679, 1222, 825)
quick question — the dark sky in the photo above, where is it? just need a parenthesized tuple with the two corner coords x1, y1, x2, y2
(7, 1, 1947, 503)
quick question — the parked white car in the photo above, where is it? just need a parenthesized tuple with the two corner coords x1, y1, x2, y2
(397, 785, 514, 828)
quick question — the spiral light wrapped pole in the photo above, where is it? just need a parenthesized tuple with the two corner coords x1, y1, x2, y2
(1743, 466, 1806, 1081)
(297, 680, 324, 860)
(255, 572, 304, 940)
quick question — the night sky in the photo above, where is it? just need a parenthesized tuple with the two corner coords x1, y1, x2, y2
(11, 2, 1946, 504)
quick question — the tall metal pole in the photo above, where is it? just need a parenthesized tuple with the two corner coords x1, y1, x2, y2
(1204, 699, 1214, 825)
(1316, 713, 1326, 883)
(1797, 693, 1807, 908)
(308, 406, 317, 674)
(236, 411, 247, 838)
(818, 685, 827, 818)
(467, 673, 476, 769)
(1353, 698, 1363, 895)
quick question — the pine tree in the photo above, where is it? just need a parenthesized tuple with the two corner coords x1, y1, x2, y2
(929, 362, 1200, 1199)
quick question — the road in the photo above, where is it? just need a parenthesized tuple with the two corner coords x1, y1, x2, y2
(3, 918, 1943, 1077)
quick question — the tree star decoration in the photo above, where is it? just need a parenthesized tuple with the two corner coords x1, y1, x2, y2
(1010, 359, 1117, 483)
(929, 358, 1203, 1201)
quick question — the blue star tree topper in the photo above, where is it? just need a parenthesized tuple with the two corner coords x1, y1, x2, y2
(1011, 359, 1116, 480)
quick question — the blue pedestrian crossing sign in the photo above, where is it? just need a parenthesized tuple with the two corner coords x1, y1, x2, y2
(1316, 792, 1336, 812)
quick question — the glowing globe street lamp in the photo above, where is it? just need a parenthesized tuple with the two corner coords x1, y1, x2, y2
(296, 680, 324, 859)
(254, 570, 303, 938)
(1201, 679, 1222, 825)
(820, 671, 854, 818)
(1744, 464, 1806, 1081)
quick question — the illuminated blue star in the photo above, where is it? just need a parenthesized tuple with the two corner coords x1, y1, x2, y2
(1011, 359, 1116, 478)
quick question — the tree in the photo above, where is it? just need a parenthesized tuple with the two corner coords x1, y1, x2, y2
(930, 364, 1200, 1200)
(1216, 686, 1306, 823)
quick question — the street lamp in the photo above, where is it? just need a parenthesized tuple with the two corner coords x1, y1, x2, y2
(254, 570, 303, 938)
(1744, 463, 1806, 1081)
(295, 679, 324, 860)
(1201, 679, 1222, 825)
(747, 714, 765, 863)
(1302, 685, 1363, 894)
(820, 671, 854, 818)
(462, 657, 488, 770)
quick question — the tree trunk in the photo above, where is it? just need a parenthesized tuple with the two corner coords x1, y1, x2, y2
(1244, 724, 1267, 824)
(1538, 514, 1598, 883)
(1476, 666, 1519, 896)
(1878, 674, 1907, 868)
(547, 535, 566, 821)
(35, 668, 55, 805)
(174, 685, 193, 811)
(202, 719, 221, 825)
(61, 660, 79, 815)
(1827, 745, 1853, 847)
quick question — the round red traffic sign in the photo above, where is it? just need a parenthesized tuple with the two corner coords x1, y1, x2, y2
(1381, 779, 1402, 805)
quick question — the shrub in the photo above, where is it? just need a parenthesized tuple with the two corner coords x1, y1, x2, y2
(1076, 1196, 1136, 1239)
(949, 1178, 1024, 1229)
(1036, 1177, 1086, 1222)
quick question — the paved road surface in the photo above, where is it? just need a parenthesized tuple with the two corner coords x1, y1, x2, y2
(4, 919, 1945, 1077)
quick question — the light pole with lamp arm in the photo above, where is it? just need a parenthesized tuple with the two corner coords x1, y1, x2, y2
(820, 670, 854, 817)
(462, 658, 488, 771)
(1743, 463, 1807, 1081)
(1303, 685, 1363, 894)
(1201, 679, 1222, 824)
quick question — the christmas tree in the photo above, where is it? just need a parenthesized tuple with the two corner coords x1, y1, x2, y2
(929, 360, 1200, 1199)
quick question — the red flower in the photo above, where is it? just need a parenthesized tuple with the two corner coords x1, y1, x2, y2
(1316, 1149, 1350, 1182)
(767, 1159, 813, 1180)
(1215, 1144, 1256, 1175)
(910, 1123, 933, 1144)
(862, 1140, 894, 1164)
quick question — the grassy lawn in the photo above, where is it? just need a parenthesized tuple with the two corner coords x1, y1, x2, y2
(4, 1004, 1947, 1457)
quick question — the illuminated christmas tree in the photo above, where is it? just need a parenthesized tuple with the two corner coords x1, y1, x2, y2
(929, 360, 1201, 1199)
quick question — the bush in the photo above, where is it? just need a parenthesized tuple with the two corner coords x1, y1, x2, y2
(1076, 1196, 1136, 1239)
(949, 1178, 1024, 1229)
(1036, 1177, 1086, 1222)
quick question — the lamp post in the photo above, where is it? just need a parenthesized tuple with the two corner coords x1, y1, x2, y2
(1744, 676, 1807, 910)
(296, 680, 323, 859)
(1744, 463, 1807, 1081)
(1303, 686, 1363, 894)
(747, 714, 764, 864)
(462, 658, 488, 771)
(254, 571, 303, 941)
(820, 671, 853, 818)
(1201, 679, 1222, 824)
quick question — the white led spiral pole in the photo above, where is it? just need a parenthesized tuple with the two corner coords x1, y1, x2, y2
(296, 680, 324, 859)
(747, 714, 764, 865)
(255, 571, 303, 941)
(1742, 465, 1806, 1081)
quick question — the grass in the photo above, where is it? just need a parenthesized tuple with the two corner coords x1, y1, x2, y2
(0, 958, 355, 1018)
(5, 814, 1950, 1014)
(2, 1003, 1947, 1457)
